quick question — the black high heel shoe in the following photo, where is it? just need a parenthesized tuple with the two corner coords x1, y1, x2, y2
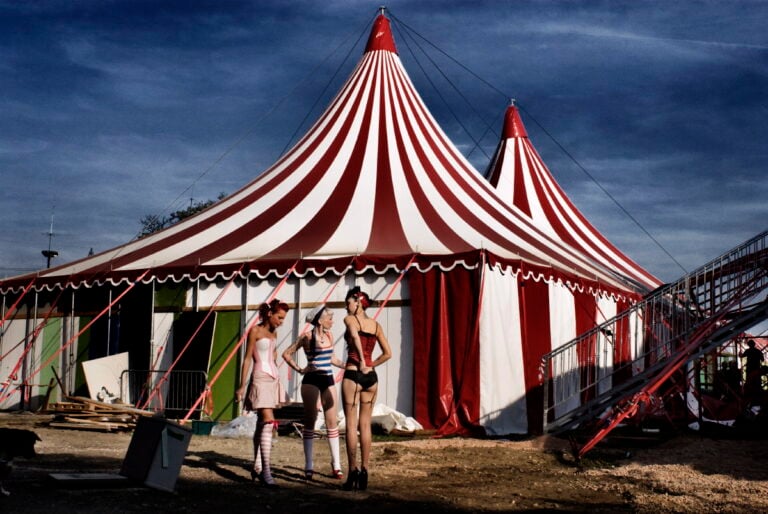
(358, 467, 368, 491)
(342, 468, 359, 491)
(251, 470, 279, 489)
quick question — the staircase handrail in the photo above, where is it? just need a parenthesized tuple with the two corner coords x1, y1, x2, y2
(540, 228, 768, 436)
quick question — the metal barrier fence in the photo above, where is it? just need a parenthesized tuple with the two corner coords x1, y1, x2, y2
(120, 369, 208, 419)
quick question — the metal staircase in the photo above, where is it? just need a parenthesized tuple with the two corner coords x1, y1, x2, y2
(540, 229, 768, 458)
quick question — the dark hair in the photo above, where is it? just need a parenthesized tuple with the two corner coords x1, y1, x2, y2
(258, 298, 289, 321)
(345, 286, 372, 310)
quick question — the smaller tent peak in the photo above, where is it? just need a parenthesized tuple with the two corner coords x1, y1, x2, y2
(503, 103, 528, 139)
(365, 12, 398, 54)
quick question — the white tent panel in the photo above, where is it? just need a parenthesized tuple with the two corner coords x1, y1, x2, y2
(479, 269, 527, 435)
(630, 308, 646, 376)
(549, 282, 579, 417)
(0, 319, 28, 410)
(596, 295, 617, 395)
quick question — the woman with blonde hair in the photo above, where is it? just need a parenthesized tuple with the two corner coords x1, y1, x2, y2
(282, 303, 345, 480)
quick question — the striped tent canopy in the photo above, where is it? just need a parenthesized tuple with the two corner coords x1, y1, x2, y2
(485, 103, 660, 291)
(0, 14, 658, 296)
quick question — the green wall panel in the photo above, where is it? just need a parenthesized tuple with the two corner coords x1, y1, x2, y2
(155, 284, 187, 309)
(39, 318, 62, 401)
(74, 316, 92, 396)
(208, 311, 242, 421)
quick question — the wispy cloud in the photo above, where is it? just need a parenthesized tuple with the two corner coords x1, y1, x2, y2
(1, 1, 767, 282)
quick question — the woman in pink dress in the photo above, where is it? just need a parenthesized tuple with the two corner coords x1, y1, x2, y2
(235, 298, 289, 489)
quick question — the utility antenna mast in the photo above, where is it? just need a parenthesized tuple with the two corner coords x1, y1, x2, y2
(41, 211, 59, 268)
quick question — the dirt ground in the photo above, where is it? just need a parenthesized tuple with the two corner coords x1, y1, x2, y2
(2, 411, 768, 514)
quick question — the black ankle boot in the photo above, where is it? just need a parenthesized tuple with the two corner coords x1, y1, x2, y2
(358, 467, 368, 491)
(342, 468, 359, 491)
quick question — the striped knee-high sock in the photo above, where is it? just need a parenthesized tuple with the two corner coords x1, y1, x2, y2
(252, 421, 262, 473)
(259, 421, 276, 484)
(302, 427, 315, 471)
(327, 427, 341, 472)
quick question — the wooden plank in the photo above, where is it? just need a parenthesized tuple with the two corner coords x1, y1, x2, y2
(48, 421, 120, 431)
(60, 413, 136, 423)
(40, 377, 57, 412)
(62, 416, 133, 428)
(48, 402, 89, 412)
(49, 472, 133, 488)
(64, 395, 155, 416)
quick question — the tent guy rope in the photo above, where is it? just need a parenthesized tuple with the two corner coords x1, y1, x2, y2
(138, 264, 246, 411)
(0, 269, 151, 405)
(180, 260, 300, 423)
(0, 288, 66, 398)
(0, 278, 35, 330)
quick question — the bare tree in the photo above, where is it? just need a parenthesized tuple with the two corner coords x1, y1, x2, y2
(139, 193, 226, 237)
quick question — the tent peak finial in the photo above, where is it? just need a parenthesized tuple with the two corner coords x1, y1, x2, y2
(503, 103, 528, 139)
(365, 8, 397, 54)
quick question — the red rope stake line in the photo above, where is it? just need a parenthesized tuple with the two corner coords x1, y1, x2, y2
(139, 265, 245, 410)
(0, 287, 66, 364)
(0, 338, 26, 364)
(0, 269, 152, 405)
(0, 287, 67, 395)
(180, 260, 300, 423)
(0, 318, 52, 396)
(0, 278, 35, 330)
(371, 253, 417, 321)
(575, 276, 765, 460)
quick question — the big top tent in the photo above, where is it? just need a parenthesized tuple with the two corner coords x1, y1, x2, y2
(0, 10, 661, 436)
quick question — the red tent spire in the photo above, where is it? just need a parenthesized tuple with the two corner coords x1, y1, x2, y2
(365, 11, 398, 54)
(503, 101, 528, 139)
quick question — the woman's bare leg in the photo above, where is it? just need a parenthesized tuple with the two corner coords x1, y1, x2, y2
(301, 384, 320, 474)
(341, 378, 360, 471)
(358, 385, 377, 470)
(321, 385, 342, 475)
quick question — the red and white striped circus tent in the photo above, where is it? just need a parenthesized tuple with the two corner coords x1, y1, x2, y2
(0, 12, 661, 435)
(483, 103, 662, 432)
(485, 103, 657, 290)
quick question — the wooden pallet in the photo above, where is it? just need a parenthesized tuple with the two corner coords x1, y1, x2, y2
(42, 395, 155, 432)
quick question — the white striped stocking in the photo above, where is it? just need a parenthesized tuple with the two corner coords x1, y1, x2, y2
(259, 421, 276, 484)
(327, 427, 341, 472)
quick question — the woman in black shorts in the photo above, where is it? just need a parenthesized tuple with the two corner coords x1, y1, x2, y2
(282, 304, 345, 480)
(341, 286, 392, 491)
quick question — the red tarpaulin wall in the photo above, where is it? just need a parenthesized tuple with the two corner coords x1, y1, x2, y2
(518, 278, 551, 434)
(410, 266, 483, 436)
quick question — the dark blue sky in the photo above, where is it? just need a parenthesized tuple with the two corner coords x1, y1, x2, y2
(2, 0, 767, 283)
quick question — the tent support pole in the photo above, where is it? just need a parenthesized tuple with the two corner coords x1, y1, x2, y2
(107, 288, 113, 355)
(65, 289, 75, 396)
(27, 290, 40, 407)
(149, 280, 156, 369)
